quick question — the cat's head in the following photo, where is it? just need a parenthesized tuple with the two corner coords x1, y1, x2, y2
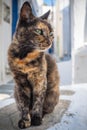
(15, 1, 54, 51)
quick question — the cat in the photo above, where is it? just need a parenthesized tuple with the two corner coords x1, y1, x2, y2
(8, 1, 60, 129)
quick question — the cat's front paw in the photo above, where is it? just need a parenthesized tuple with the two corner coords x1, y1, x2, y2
(18, 119, 31, 129)
(31, 112, 42, 126)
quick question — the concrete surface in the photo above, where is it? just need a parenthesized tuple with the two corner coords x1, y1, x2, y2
(0, 98, 70, 130)
(48, 84, 87, 130)
(0, 84, 87, 130)
(0, 80, 15, 109)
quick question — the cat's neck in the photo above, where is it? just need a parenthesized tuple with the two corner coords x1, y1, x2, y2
(26, 50, 44, 61)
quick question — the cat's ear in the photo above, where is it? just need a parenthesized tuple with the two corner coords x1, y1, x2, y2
(40, 10, 50, 20)
(20, 1, 35, 22)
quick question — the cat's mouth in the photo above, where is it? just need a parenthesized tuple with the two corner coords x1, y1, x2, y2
(37, 44, 52, 52)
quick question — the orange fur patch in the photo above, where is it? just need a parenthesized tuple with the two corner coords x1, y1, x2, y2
(15, 51, 40, 65)
(13, 51, 40, 73)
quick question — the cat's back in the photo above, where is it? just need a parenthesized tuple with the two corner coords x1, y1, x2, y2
(45, 54, 59, 77)
(45, 53, 60, 94)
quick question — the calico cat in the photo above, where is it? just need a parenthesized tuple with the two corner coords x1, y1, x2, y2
(8, 1, 60, 129)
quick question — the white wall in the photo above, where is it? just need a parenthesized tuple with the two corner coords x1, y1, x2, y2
(0, 0, 12, 83)
(71, 0, 87, 83)
(74, 47, 87, 83)
(32, 0, 43, 16)
(56, 0, 64, 59)
(56, 0, 71, 60)
(73, 0, 87, 50)
(0, 0, 3, 82)
(58, 60, 72, 85)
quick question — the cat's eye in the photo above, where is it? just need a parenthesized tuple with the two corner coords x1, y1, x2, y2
(34, 29, 43, 35)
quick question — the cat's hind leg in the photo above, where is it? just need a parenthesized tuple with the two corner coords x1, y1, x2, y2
(43, 84, 59, 115)
(43, 54, 60, 115)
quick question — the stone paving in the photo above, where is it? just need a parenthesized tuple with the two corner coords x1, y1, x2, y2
(0, 83, 87, 130)
(0, 98, 70, 130)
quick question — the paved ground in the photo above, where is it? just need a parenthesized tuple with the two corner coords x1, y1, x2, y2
(0, 84, 87, 130)
(0, 81, 14, 108)
(49, 84, 87, 130)
(0, 98, 70, 130)
(0, 86, 70, 130)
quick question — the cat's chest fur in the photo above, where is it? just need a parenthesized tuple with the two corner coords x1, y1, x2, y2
(13, 51, 47, 74)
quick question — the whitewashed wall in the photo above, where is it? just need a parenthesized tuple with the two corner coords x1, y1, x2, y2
(74, 47, 87, 83)
(0, 0, 3, 83)
(71, 0, 87, 83)
(55, 0, 63, 59)
(56, 0, 71, 60)
(73, 0, 87, 50)
(0, 0, 12, 83)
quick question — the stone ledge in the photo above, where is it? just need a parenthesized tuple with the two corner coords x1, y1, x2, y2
(0, 99, 70, 130)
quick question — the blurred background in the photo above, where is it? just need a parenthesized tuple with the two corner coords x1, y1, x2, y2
(0, 0, 87, 86)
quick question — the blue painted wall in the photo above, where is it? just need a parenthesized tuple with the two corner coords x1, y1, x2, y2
(12, 0, 18, 36)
